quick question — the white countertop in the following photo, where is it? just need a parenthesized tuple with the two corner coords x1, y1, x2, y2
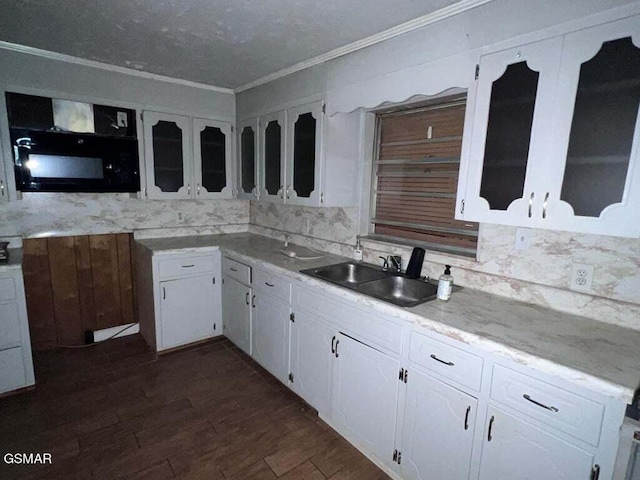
(137, 233, 640, 404)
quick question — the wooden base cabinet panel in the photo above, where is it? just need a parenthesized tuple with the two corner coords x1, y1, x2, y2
(332, 333, 400, 467)
(222, 276, 251, 355)
(251, 292, 290, 383)
(289, 310, 335, 415)
(400, 369, 477, 480)
(478, 406, 596, 480)
(160, 274, 221, 350)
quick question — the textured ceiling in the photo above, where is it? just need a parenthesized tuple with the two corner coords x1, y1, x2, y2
(0, 0, 461, 89)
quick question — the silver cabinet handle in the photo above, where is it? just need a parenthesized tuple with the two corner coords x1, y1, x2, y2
(542, 192, 549, 219)
(181, 264, 195, 268)
(464, 406, 471, 430)
(265, 282, 274, 287)
(245, 292, 250, 305)
(162, 286, 166, 300)
(528, 192, 535, 218)
(430, 354, 454, 367)
(251, 295, 255, 308)
(591, 465, 600, 480)
(523, 394, 559, 412)
(230, 267, 238, 272)
(334, 339, 340, 358)
(331, 336, 336, 354)
(487, 415, 495, 442)
(460, 199, 465, 215)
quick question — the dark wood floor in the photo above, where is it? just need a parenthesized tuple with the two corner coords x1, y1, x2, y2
(0, 334, 390, 480)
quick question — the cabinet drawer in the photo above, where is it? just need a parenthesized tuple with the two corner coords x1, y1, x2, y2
(253, 269, 290, 302)
(491, 365, 605, 446)
(0, 303, 22, 349)
(0, 278, 16, 302)
(0, 347, 27, 394)
(409, 331, 483, 392)
(158, 255, 216, 279)
(223, 257, 251, 285)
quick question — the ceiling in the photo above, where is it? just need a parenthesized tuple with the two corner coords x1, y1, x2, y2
(0, 0, 464, 89)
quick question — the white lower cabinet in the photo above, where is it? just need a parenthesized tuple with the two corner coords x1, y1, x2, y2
(160, 274, 221, 350)
(400, 369, 477, 480)
(222, 276, 252, 355)
(332, 333, 400, 467)
(478, 406, 596, 480)
(289, 310, 335, 415)
(251, 291, 290, 383)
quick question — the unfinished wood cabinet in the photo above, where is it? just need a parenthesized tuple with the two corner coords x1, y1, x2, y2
(22, 234, 136, 349)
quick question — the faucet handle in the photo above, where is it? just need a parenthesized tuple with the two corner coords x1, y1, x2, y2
(389, 255, 402, 273)
(379, 256, 389, 270)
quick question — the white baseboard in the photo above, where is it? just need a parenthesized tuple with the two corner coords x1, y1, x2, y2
(94, 323, 140, 342)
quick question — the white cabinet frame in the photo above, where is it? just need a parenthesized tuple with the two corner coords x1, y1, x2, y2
(192, 117, 234, 199)
(237, 117, 260, 200)
(259, 109, 287, 203)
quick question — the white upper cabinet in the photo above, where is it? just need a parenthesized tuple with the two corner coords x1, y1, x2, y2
(144, 111, 192, 199)
(143, 111, 233, 200)
(241, 99, 360, 207)
(237, 117, 259, 200)
(286, 101, 324, 206)
(193, 118, 234, 199)
(259, 110, 286, 203)
(460, 15, 640, 237)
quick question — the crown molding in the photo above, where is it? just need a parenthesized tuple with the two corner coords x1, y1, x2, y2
(235, 0, 494, 93)
(0, 41, 235, 95)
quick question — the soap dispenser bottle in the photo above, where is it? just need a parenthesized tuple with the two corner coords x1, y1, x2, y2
(437, 265, 453, 301)
(353, 235, 363, 262)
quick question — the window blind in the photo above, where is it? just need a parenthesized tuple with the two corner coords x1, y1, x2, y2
(371, 99, 479, 256)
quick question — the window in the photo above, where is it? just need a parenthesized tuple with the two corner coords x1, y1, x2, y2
(370, 97, 478, 256)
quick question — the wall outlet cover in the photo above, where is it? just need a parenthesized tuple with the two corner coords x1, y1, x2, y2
(570, 263, 594, 292)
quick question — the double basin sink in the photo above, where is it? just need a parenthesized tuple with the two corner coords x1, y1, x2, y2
(300, 261, 442, 307)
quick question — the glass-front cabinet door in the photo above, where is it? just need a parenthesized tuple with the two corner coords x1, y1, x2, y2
(543, 17, 640, 236)
(143, 111, 192, 199)
(193, 118, 233, 199)
(462, 37, 563, 226)
(286, 101, 324, 206)
(259, 110, 286, 203)
(237, 118, 259, 200)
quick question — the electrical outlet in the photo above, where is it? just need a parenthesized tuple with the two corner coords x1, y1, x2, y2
(570, 263, 593, 292)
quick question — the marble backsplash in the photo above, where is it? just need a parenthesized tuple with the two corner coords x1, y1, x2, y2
(0, 193, 250, 238)
(250, 201, 640, 330)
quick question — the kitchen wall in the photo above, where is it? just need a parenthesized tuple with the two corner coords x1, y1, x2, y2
(250, 202, 640, 331)
(0, 193, 249, 239)
(0, 45, 243, 238)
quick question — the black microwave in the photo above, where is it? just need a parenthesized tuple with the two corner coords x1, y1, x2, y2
(11, 128, 140, 193)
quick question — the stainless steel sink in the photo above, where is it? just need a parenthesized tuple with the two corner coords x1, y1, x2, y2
(300, 261, 446, 307)
(302, 262, 390, 286)
(357, 275, 438, 307)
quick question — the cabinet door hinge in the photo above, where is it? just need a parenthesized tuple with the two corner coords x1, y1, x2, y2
(322, 103, 326, 114)
(590, 465, 600, 480)
(475, 64, 480, 81)
(398, 368, 408, 383)
(231, 125, 234, 133)
(290, 312, 295, 322)
(288, 372, 294, 382)
(214, 323, 217, 331)
(213, 277, 216, 285)
(392, 449, 402, 464)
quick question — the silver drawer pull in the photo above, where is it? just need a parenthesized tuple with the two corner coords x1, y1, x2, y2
(230, 267, 238, 272)
(542, 191, 549, 219)
(182, 264, 195, 268)
(430, 354, 454, 367)
(528, 192, 535, 218)
(523, 394, 559, 412)
(265, 282, 275, 287)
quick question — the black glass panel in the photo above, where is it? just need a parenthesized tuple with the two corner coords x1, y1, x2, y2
(264, 121, 282, 195)
(480, 61, 539, 210)
(561, 37, 640, 217)
(200, 126, 226, 193)
(241, 127, 255, 193)
(152, 121, 184, 192)
(293, 113, 316, 198)
(6, 92, 53, 130)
